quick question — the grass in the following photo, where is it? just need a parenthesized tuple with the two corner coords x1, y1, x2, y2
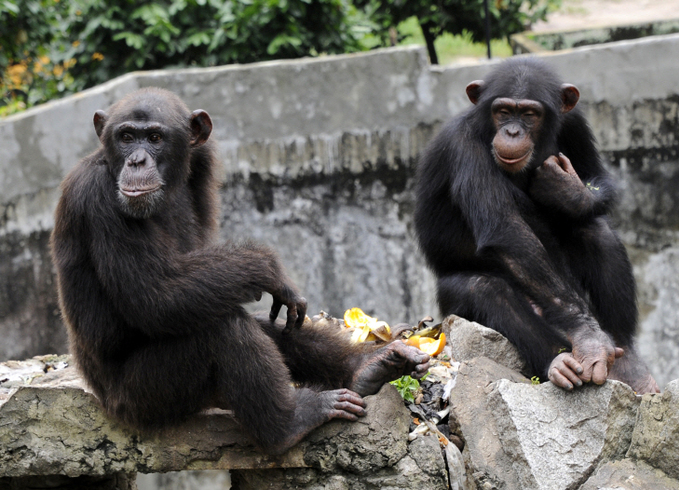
(396, 16, 513, 65)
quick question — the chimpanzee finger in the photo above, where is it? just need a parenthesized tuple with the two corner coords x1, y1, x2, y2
(326, 390, 366, 419)
(269, 298, 283, 323)
(562, 354, 584, 376)
(294, 297, 308, 329)
(549, 367, 575, 390)
(559, 356, 584, 387)
(558, 152, 581, 178)
(591, 360, 608, 385)
(285, 303, 298, 332)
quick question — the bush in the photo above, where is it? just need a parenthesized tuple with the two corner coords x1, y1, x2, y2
(357, 0, 559, 64)
(1, 0, 373, 115)
(0, 0, 76, 115)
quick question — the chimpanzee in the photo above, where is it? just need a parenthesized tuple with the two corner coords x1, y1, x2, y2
(51, 87, 430, 455)
(414, 58, 659, 394)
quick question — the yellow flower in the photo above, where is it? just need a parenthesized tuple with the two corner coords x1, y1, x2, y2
(92, 52, 104, 61)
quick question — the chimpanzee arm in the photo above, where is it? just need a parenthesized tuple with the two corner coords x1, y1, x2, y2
(55, 173, 305, 336)
(529, 112, 618, 219)
(454, 146, 617, 382)
(91, 233, 306, 336)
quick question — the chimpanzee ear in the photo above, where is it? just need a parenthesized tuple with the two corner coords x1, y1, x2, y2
(93, 110, 108, 141)
(560, 84, 580, 113)
(466, 80, 485, 105)
(190, 110, 212, 147)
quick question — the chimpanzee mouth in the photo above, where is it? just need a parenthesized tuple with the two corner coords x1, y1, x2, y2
(495, 150, 532, 166)
(120, 185, 162, 198)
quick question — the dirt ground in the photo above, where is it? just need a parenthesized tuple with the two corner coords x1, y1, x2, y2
(533, 0, 679, 32)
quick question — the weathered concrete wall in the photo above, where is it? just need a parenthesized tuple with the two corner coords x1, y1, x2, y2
(1, 36, 679, 386)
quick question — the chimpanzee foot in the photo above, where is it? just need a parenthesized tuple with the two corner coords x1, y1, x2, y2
(267, 388, 366, 456)
(349, 341, 430, 397)
(607, 352, 661, 394)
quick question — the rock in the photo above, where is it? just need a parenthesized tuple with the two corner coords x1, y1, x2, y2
(232, 433, 450, 490)
(627, 379, 679, 479)
(448, 357, 531, 489)
(301, 384, 410, 473)
(580, 459, 679, 490)
(442, 316, 528, 374)
(489, 379, 640, 490)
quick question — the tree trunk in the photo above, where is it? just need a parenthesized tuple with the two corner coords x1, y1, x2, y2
(420, 21, 439, 65)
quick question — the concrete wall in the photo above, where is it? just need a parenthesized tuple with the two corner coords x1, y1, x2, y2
(1, 36, 678, 386)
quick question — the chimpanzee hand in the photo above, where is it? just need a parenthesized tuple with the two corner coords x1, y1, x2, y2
(269, 283, 307, 334)
(548, 328, 623, 390)
(529, 153, 594, 217)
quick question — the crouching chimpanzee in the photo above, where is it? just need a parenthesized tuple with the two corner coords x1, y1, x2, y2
(51, 87, 430, 455)
(414, 58, 659, 394)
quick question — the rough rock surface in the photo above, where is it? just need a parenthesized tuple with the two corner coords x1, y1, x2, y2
(490, 379, 639, 490)
(448, 356, 531, 489)
(579, 459, 679, 490)
(232, 433, 451, 490)
(627, 379, 679, 479)
(443, 316, 528, 374)
(4, 320, 679, 490)
(301, 385, 410, 473)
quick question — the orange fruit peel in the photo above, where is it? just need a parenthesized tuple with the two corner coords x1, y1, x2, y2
(418, 333, 446, 356)
(403, 333, 446, 356)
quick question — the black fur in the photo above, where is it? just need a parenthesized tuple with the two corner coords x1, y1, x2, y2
(51, 88, 430, 453)
(414, 58, 640, 380)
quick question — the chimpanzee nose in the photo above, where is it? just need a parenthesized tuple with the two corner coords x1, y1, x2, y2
(506, 126, 520, 137)
(127, 149, 147, 167)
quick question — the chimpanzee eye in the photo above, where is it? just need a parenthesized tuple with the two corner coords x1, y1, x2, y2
(148, 133, 162, 143)
(120, 132, 134, 143)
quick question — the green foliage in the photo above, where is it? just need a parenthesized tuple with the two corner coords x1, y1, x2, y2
(390, 373, 429, 402)
(1, 0, 562, 115)
(356, 0, 560, 63)
(396, 15, 512, 65)
(59, 0, 372, 91)
(0, 0, 77, 115)
(1, 0, 373, 115)
(390, 375, 421, 402)
(531, 376, 541, 385)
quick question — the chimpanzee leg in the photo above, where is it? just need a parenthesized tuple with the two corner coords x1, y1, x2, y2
(105, 333, 216, 429)
(255, 315, 430, 397)
(437, 272, 569, 378)
(209, 312, 367, 454)
(564, 217, 659, 393)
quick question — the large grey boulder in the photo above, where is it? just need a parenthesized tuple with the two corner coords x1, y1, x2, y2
(443, 315, 528, 374)
(448, 356, 531, 489)
(579, 459, 679, 490)
(490, 379, 640, 490)
(627, 379, 679, 479)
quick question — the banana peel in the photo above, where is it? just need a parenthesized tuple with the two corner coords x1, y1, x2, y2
(344, 307, 392, 343)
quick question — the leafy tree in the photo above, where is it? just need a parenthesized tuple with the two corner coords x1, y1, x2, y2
(1, 0, 372, 115)
(59, 0, 372, 91)
(357, 0, 559, 64)
(0, 0, 75, 115)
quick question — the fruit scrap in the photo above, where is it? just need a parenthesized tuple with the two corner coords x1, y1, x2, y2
(344, 307, 392, 343)
(402, 332, 446, 357)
